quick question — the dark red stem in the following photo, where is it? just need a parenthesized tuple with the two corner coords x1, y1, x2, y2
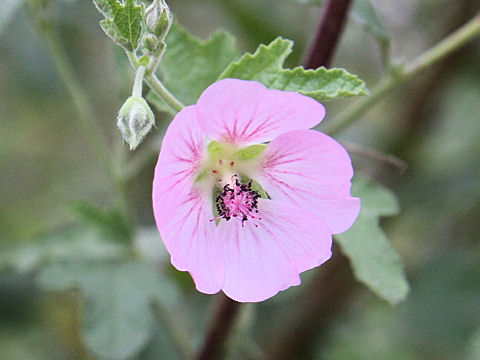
(303, 0, 354, 69)
(194, 294, 241, 360)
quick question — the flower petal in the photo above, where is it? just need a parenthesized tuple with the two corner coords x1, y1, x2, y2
(256, 129, 360, 234)
(161, 189, 224, 294)
(196, 79, 325, 145)
(152, 106, 224, 294)
(220, 199, 332, 302)
(152, 106, 206, 229)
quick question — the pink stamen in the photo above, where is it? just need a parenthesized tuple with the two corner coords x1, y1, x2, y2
(212, 176, 261, 226)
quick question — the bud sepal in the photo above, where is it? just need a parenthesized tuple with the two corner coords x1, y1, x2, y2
(145, 0, 172, 40)
(117, 96, 155, 150)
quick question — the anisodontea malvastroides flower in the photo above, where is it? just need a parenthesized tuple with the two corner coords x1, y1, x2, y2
(152, 79, 360, 302)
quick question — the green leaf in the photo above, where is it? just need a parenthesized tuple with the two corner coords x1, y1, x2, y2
(0, 228, 125, 273)
(219, 37, 368, 102)
(469, 328, 480, 360)
(37, 260, 178, 360)
(94, 0, 143, 51)
(352, 0, 389, 43)
(351, 0, 390, 65)
(336, 176, 409, 305)
(69, 201, 132, 244)
(148, 23, 240, 112)
(293, 0, 323, 4)
(0, 0, 24, 34)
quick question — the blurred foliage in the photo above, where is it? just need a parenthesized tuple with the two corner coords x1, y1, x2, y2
(336, 176, 409, 305)
(1, 0, 480, 359)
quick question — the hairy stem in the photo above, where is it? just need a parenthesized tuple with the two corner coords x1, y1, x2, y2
(126, 51, 184, 113)
(303, 0, 353, 69)
(324, 12, 480, 135)
(194, 294, 242, 360)
(132, 65, 146, 97)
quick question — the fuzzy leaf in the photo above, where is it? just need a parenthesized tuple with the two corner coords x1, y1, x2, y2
(0, 0, 24, 34)
(351, 0, 390, 65)
(352, 0, 389, 43)
(219, 37, 368, 102)
(148, 23, 239, 113)
(93, 0, 143, 51)
(336, 176, 409, 305)
(0, 228, 125, 273)
(37, 260, 177, 360)
(293, 0, 323, 4)
(69, 201, 132, 244)
(470, 328, 480, 360)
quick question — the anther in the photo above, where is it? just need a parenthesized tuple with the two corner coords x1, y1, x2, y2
(211, 175, 262, 226)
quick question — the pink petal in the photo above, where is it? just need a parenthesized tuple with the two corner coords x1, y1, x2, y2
(153, 106, 206, 229)
(256, 129, 360, 234)
(220, 199, 332, 302)
(152, 106, 223, 293)
(196, 79, 325, 146)
(161, 189, 223, 294)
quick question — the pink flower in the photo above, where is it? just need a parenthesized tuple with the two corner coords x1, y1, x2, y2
(152, 79, 360, 302)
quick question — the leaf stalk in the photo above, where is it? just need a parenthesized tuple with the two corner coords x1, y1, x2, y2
(324, 12, 480, 135)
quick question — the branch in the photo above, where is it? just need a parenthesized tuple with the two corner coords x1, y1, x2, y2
(194, 294, 241, 360)
(324, 12, 480, 135)
(303, 0, 353, 69)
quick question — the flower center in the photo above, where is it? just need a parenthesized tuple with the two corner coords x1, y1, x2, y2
(212, 176, 262, 226)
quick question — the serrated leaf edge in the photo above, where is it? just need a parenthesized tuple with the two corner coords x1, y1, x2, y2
(218, 37, 293, 79)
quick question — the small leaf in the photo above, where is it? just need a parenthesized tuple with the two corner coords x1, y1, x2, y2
(293, 0, 324, 4)
(37, 260, 178, 360)
(0, 0, 24, 34)
(351, 0, 389, 43)
(70, 201, 132, 244)
(469, 328, 480, 360)
(94, 0, 144, 51)
(234, 144, 267, 160)
(336, 176, 409, 305)
(0, 228, 125, 273)
(351, 0, 390, 65)
(148, 23, 240, 113)
(219, 37, 368, 102)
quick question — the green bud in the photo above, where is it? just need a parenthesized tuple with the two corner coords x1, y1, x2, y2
(145, 0, 172, 39)
(141, 33, 160, 54)
(117, 97, 155, 150)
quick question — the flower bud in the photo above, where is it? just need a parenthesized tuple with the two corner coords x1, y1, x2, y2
(145, 0, 172, 40)
(117, 97, 155, 150)
(141, 33, 164, 55)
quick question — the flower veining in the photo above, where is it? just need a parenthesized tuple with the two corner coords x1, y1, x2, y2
(152, 78, 360, 302)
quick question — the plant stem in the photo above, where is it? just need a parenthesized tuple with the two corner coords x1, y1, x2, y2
(324, 12, 480, 135)
(194, 294, 242, 360)
(126, 51, 184, 113)
(132, 65, 146, 97)
(144, 75, 184, 112)
(303, 0, 353, 69)
(39, 22, 130, 221)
